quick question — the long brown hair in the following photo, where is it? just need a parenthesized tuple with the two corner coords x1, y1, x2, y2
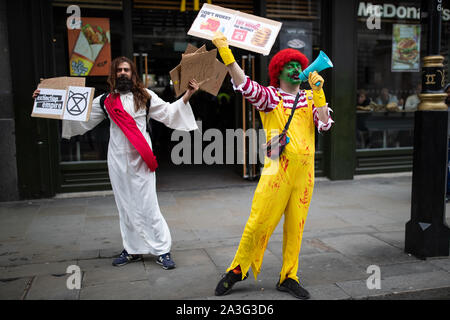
(107, 56, 151, 111)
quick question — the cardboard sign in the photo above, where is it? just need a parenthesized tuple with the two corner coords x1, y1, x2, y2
(32, 89, 67, 119)
(170, 44, 227, 97)
(188, 4, 282, 56)
(31, 77, 95, 122)
(63, 86, 95, 121)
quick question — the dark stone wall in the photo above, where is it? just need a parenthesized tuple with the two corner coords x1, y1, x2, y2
(0, 0, 19, 201)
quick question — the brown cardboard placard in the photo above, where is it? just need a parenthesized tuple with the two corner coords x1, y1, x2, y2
(170, 44, 227, 98)
(184, 43, 200, 55)
(31, 77, 94, 121)
(169, 65, 182, 97)
(38, 77, 85, 90)
(171, 44, 207, 97)
(200, 59, 228, 96)
(180, 48, 217, 93)
(182, 44, 207, 58)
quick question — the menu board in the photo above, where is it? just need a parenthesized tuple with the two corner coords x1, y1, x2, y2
(391, 24, 421, 72)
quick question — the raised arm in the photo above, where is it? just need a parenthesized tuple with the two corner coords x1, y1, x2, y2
(308, 72, 334, 132)
(212, 32, 279, 112)
(61, 95, 107, 139)
(212, 32, 246, 86)
(146, 89, 198, 132)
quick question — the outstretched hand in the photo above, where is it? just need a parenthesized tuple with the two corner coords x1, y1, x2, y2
(32, 89, 41, 99)
(182, 79, 200, 104)
(186, 79, 200, 95)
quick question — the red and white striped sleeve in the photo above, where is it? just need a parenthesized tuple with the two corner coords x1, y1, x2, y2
(312, 103, 334, 132)
(232, 76, 279, 112)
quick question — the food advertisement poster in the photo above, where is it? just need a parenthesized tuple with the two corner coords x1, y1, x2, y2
(279, 21, 312, 62)
(391, 24, 420, 72)
(68, 17, 111, 76)
(188, 4, 282, 56)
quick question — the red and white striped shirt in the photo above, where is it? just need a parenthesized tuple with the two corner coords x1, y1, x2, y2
(233, 76, 334, 132)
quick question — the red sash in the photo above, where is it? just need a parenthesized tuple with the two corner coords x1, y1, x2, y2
(104, 93, 158, 172)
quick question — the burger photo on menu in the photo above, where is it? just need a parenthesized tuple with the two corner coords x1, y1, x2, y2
(394, 38, 419, 64)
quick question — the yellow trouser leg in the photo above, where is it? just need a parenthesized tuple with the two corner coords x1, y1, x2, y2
(227, 155, 294, 280)
(280, 154, 314, 284)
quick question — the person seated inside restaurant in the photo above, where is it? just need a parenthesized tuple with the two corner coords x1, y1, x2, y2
(356, 89, 373, 148)
(376, 88, 399, 111)
(357, 89, 372, 108)
(404, 83, 422, 111)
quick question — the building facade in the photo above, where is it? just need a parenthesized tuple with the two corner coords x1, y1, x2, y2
(1, 0, 449, 200)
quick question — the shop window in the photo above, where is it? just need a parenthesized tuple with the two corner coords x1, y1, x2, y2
(356, 0, 449, 150)
(52, 3, 122, 162)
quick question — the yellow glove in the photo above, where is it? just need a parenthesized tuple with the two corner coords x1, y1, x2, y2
(308, 71, 326, 108)
(212, 31, 235, 66)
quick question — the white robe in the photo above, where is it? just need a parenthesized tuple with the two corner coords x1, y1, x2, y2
(62, 89, 198, 255)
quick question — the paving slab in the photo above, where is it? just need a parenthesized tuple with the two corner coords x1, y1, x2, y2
(37, 205, 86, 217)
(371, 231, 406, 250)
(85, 196, 116, 208)
(143, 248, 213, 273)
(146, 264, 221, 299)
(307, 283, 351, 300)
(378, 260, 443, 278)
(85, 206, 119, 217)
(319, 234, 416, 266)
(336, 270, 450, 299)
(0, 277, 31, 300)
(80, 279, 151, 300)
(427, 257, 450, 272)
(0, 206, 38, 242)
(0, 260, 77, 279)
(78, 258, 148, 287)
(25, 274, 80, 300)
(296, 252, 368, 286)
(164, 218, 200, 243)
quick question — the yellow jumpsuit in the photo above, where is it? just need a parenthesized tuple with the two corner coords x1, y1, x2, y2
(227, 90, 316, 284)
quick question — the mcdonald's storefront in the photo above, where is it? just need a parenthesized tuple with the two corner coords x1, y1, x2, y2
(2, 0, 449, 201)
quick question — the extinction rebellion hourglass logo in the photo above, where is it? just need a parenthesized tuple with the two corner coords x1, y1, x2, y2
(66, 90, 88, 116)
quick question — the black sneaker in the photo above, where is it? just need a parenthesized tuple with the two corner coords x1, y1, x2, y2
(156, 252, 176, 270)
(276, 278, 310, 300)
(112, 249, 142, 267)
(215, 270, 248, 296)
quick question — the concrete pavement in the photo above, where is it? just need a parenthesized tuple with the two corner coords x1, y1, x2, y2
(1, 168, 450, 300)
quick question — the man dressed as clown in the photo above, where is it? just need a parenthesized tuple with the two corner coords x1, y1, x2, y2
(212, 32, 334, 300)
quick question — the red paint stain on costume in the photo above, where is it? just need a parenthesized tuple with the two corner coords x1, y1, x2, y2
(281, 155, 289, 172)
(308, 172, 313, 186)
(259, 234, 267, 250)
(299, 188, 309, 205)
(271, 179, 281, 190)
(298, 218, 305, 243)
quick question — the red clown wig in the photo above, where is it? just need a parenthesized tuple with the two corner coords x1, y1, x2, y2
(268, 48, 309, 87)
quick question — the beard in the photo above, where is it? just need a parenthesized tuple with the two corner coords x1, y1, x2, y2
(116, 75, 133, 92)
